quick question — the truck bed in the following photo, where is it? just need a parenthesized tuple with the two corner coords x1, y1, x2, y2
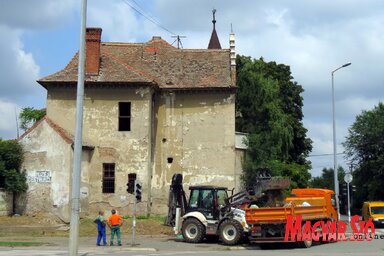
(245, 205, 329, 225)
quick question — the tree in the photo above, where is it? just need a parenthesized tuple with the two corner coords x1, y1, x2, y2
(19, 107, 46, 131)
(0, 139, 27, 215)
(236, 55, 312, 187)
(344, 102, 384, 208)
(310, 167, 346, 189)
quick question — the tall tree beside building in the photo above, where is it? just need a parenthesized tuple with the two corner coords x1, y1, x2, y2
(344, 102, 384, 208)
(0, 139, 27, 215)
(236, 55, 312, 187)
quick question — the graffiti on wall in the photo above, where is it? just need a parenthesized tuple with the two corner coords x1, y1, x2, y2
(28, 171, 52, 183)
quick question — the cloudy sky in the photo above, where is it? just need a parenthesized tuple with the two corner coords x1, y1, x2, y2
(0, 0, 383, 177)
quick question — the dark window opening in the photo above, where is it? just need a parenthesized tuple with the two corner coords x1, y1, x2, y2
(102, 163, 115, 193)
(0, 174, 5, 189)
(119, 102, 131, 131)
(167, 157, 173, 164)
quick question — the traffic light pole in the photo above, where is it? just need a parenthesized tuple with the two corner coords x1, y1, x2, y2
(132, 180, 137, 246)
(347, 182, 351, 223)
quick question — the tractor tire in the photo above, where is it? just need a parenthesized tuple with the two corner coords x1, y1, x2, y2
(181, 218, 205, 243)
(218, 219, 243, 245)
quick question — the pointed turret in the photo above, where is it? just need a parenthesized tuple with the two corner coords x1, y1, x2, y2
(208, 9, 222, 49)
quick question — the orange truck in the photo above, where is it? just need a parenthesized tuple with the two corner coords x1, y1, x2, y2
(245, 188, 338, 248)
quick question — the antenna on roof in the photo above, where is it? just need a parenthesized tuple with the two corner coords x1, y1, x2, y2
(171, 35, 186, 49)
(15, 107, 19, 139)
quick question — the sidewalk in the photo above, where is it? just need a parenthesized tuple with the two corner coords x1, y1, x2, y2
(0, 234, 231, 254)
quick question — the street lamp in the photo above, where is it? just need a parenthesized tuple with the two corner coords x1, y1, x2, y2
(331, 62, 351, 217)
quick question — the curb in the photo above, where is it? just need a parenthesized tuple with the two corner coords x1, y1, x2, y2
(78, 247, 158, 253)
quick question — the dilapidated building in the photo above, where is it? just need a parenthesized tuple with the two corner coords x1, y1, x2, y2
(19, 23, 239, 221)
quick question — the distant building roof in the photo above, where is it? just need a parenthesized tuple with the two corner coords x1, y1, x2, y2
(38, 36, 234, 90)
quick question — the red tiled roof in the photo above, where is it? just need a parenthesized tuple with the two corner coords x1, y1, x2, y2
(38, 37, 234, 90)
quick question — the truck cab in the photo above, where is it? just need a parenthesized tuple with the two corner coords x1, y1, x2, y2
(362, 201, 384, 227)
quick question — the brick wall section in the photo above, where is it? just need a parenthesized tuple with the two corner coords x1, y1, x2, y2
(85, 27, 102, 75)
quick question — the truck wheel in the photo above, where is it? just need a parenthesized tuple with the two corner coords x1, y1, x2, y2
(298, 224, 313, 248)
(218, 219, 243, 245)
(299, 238, 313, 248)
(182, 218, 205, 243)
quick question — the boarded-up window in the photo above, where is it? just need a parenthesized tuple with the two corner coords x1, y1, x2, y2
(119, 102, 131, 131)
(102, 163, 115, 193)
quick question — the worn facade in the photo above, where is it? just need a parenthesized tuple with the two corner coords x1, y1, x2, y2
(20, 27, 238, 221)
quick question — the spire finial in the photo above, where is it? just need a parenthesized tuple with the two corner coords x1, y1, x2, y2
(212, 9, 217, 27)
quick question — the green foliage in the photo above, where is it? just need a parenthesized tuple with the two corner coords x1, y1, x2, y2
(3, 169, 28, 193)
(310, 167, 346, 189)
(343, 102, 384, 207)
(0, 139, 27, 194)
(236, 55, 312, 187)
(19, 107, 46, 131)
(0, 139, 23, 171)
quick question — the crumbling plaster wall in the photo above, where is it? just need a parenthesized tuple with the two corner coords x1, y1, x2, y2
(47, 86, 153, 216)
(20, 120, 73, 222)
(0, 191, 11, 216)
(152, 91, 236, 213)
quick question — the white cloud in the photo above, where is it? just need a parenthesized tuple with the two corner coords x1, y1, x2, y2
(0, 0, 77, 29)
(0, 26, 40, 101)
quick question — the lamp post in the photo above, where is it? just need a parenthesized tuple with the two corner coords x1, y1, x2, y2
(331, 62, 351, 218)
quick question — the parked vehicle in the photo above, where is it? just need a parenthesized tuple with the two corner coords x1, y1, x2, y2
(246, 188, 338, 248)
(362, 201, 384, 227)
(167, 173, 290, 245)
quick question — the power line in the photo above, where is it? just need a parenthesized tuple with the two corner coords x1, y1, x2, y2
(121, 0, 176, 35)
(308, 153, 345, 157)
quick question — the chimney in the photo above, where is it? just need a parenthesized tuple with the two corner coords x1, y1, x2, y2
(85, 27, 102, 75)
(229, 28, 236, 85)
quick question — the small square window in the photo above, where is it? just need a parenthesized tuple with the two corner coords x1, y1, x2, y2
(102, 163, 115, 193)
(119, 102, 131, 131)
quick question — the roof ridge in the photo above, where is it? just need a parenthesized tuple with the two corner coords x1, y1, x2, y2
(18, 116, 73, 145)
(45, 117, 74, 144)
(18, 116, 48, 142)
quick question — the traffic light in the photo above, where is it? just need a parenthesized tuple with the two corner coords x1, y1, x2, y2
(127, 173, 136, 194)
(341, 183, 348, 196)
(135, 182, 142, 202)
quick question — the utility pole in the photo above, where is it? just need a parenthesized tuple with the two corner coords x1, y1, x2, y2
(69, 0, 87, 255)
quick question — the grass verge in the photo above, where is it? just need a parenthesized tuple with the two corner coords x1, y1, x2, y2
(0, 241, 46, 247)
